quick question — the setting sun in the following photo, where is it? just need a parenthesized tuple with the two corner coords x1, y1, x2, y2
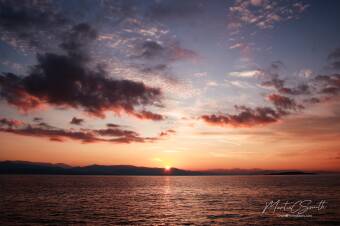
(165, 165, 171, 171)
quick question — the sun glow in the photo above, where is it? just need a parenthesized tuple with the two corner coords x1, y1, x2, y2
(165, 165, 171, 171)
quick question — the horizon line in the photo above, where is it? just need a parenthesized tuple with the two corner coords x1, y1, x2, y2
(1, 160, 340, 173)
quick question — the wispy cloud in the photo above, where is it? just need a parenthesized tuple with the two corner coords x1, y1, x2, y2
(228, 0, 309, 30)
(228, 70, 263, 78)
(0, 117, 176, 144)
(201, 105, 281, 127)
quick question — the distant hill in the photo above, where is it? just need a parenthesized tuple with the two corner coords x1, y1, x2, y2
(265, 171, 316, 175)
(0, 161, 320, 175)
(0, 161, 202, 175)
(201, 169, 318, 175)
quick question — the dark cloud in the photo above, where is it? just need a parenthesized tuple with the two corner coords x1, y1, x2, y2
(203, 62, 313, 128)
(0, 118, 161, 144)
(330, 61, 340, 70)
(139, 64, 169, 74)
(305, 97, 321, 104)
(280, 84, 310, 95)
(202, 80, 306, 128)
(260, 62, 310, 96)
(0, 23, 164, 120)
(0, 72, 43, 111)
(131, 110, 165, 121)
(138, 40, 164, 59)
(33, 117, 42, 122)
(261, 74, 285, 90)
(321, 86, 340, 95)
(0, 117, 23, 128)
(270, 61, 284, 70)
(0, 0, 67, 49)
(261, 74, 310, 95)
(95, 128, 137, 137)
(2, 125, 100, 143)
(36, 122, 48, 127)
(327, 48, 340, 70)
(328, 48, 340, 60)
(267, 94, 303, 111)
(0, 1, 65, 30)
(60, 23, 97, 59)
(70, 117, 84, 125)
(203, 53, 340, 129)
(201, 105, 282, 127)
(159, 129, 176, 137)
(134, 40, 199, 62)
(299, 72, 340, 105)
(313, 74, 340, 95)
(106, 123, 120, 128)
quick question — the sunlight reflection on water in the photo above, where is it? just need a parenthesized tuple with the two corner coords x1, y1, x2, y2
(0, 175, 339, 225)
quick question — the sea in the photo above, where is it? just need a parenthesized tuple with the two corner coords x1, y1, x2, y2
(1, 175, 339, 225)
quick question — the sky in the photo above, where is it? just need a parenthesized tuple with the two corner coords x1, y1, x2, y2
(1, 0, 340, 171)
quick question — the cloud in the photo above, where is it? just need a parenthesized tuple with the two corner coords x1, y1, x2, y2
(227, 1, 309, 56)
(0, 0, 67, 51)
(106, 123, 120, 128)
(330, 62, 340, 70)
(328, 48, 340, 60)
(327, 48, 340, 70)
(228, 70, 263, 78)
(0, 117, 23, 128)
(261, 73, 310, 95)
(3, 126, 100, 143)
(228, 80, 252, 89)
(250, 0, 263, 6)
(70, 117, 84, 125)
(139, 64, 168, 74)
(267, 93, 302, 111)
(201, 105, 281, 127)
(193, 72, 208, 78)
(131, 110, 165, 121)
(229, 43, 245, 49)
(304, 97, 321, 104)
(95, 127, 140, 140)
(228, 0, 309, 30)
(137, 40, 164, 59)
(313, 74, 340, 95)
(159, 129, 176, 137)
(203, 51, 340, 129)
(207, 81, 218, 87)
(0, 118, 162, 144)
(33, 117, 42, 122)
(134, 40, 199, 62)
(0, 24, 164, 120)
(202, 61, 324, 129)
(59, 23, 97, 58)
(0, 73, 44, 111)
(299, 69, 313, 78)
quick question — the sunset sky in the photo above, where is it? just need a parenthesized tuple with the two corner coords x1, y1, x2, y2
(1, 0, 340, 171)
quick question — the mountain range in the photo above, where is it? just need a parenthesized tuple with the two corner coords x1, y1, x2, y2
(0, 161, 322, 175)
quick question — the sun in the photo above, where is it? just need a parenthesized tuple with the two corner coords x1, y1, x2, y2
(164, 165, 171, 171)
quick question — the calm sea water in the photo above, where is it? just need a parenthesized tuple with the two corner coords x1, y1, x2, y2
(0, 175, 339, 225)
